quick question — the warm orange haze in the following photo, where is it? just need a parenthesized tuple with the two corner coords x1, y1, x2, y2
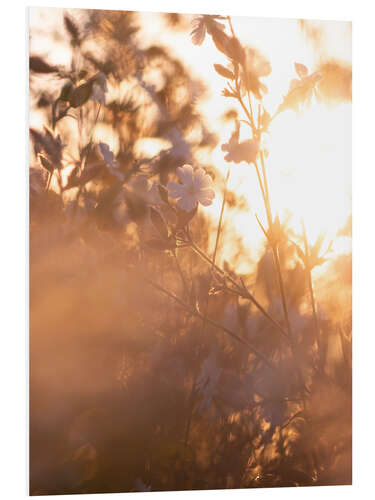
(29, 8, 352, 495)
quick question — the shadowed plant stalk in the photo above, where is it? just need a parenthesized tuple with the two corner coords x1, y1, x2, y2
(302, 220, 322, 362)
(225, 16, 307, 401)
(182, 166, 230, 477)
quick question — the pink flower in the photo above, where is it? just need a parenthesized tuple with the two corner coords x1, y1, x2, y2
(167, 164, 215, 212)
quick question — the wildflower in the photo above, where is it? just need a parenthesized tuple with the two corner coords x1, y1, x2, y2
(278, 62, 322, 113)
(240, 47, 272, 99)
(167, 164, 215, 212)
(221, 121, 259, 164)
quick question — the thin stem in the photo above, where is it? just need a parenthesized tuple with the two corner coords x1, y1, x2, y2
(302, 221, 321, 357)
(247, 89, 255, 132)
(227, 16, 236, 38)
(254, 161, 267, 208)
(173, 249, 189, 296)
(271, 244, 292, 338)
(200, 168, 230, 332)
(212, 168, 230, 267)
(147, 279, 276, 371)
(45, 171, 52, 192)
(74, 102, 102, 211)
(257, 152, 292, 338)
(182, 168, 230, 467)
(188, 240, 289, 341)
(182, 374, 198, 444)
(235, 78, 255, 131)
(259, 151, 271, 210)
(257, 123, 307, 403)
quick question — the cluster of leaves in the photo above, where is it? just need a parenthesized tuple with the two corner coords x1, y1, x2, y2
(29, 10, 218, 233)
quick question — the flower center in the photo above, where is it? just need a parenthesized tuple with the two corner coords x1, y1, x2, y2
(188, 185, 196, 194)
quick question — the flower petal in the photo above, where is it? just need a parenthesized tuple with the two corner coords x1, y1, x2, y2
(167, 181, 185, 198)
(193, 168, 213, 189)
(176, 164, 194, 184)
(177, 194, 197, 212)
(200, 188, 215, 199)
(199, 197, 214, 207)
(198, 189, 215, 206)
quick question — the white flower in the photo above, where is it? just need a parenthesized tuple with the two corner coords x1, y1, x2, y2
(167, 164, 215, 212)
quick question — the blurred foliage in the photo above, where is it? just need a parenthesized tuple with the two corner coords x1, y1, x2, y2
(29, 9, 351, 495)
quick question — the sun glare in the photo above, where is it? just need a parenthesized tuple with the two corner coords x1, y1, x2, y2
(133, 13, 352, 269)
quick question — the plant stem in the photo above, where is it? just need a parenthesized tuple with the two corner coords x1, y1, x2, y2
(173, 249, 188, 297)
(212, 168, 230, 267)
(257, 152, 292, 338)
(188, 241, 289, 341)
(302, 221, 321, 358)
(227, 16, 236, 38)
(74, 102, 102, 211)
(147, 279, 275, 370)
(182, 169, 230, 468)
